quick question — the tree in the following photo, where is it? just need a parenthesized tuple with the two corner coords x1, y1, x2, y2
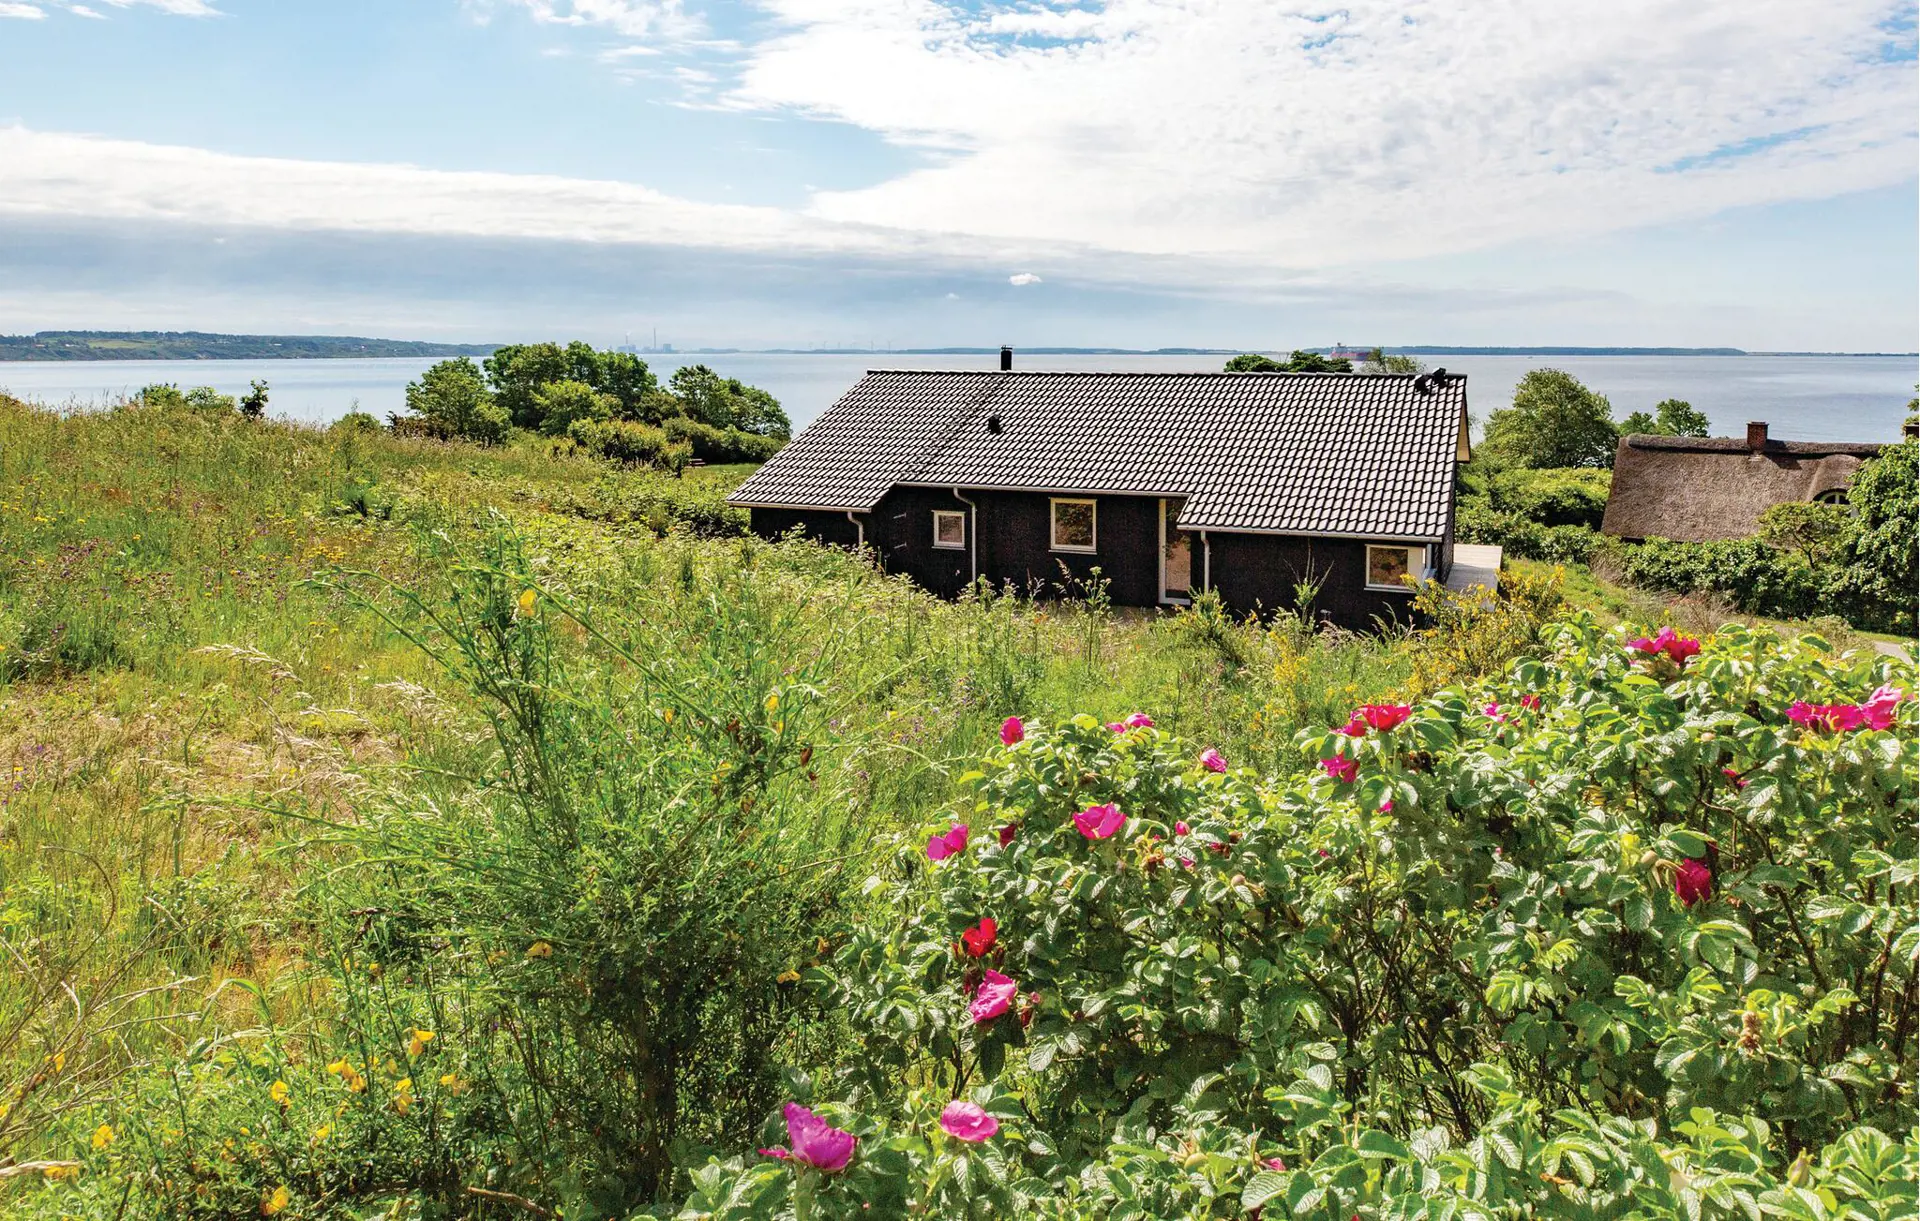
(1223, 351, 1353, 373)
(1224, 353, 1286, 373)
(532, 379, 618, 436)
(239, 379, 269, 419)
(1482, 369, 1619, 468)
(405, 357, 508, 444)
(1758, 501, 1851, 567)
(666, 365, 792, 438)
(1359, 348, 1426, 375)
(484, 343, 572, 429)
(484, 342, 659, 429)
(1831, 436, 1919, 634)
(1622, 398, 1710, 437)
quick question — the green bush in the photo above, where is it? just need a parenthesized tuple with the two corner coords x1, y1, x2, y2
(568, 416, 693, 471)
(1488, 466, 1611, 529)
(664, 416, 787, 464)
(1456, 499, 1600, 563)
(681, 618, 1916, 1218)
(1614, 538, 1824, 621)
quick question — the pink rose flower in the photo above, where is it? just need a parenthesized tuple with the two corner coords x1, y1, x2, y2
(1674, 858, 1712, 907)
(1788, 702, 1866, 733)
(1519, 694, 1541, 710)
(1721, 766, 1748, 789)
(1862, 685, 1907, 730)
(780, 1103, 857, 1173)
(1125, 712, 1155, 729)
(926, 824, 970, 862)
(1378, 798, 1393, 814)
(1073, 802, 1126, 839)
(1320, 756, 1357, 783)
(1173, 821, 1190, 836)
(1105, 722, 1126, 733)
(960, 917, 997, 959)
(1357, 704, 1412, 732)
(938, 1101, 999, 1143)
(1177, 855, 1194, 869)
(1199, 748, 1227, 773)
(1265, 1157, 1287, 1171)
(998, 824, 1017, 847)
(1483, 702, 1508, 723)
(1339, 715, 1367, 737)
(1000, 716, 1025, 746)
(969, 969, 1018, 1023)
(758, 1147, 790, 1160)
(1628, 626, 1702, 666)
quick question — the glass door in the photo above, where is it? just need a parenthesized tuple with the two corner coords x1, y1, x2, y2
(1160, 498, 1191, 603)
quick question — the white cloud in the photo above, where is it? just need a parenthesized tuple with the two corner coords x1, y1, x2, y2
(472, 0, 695, 39)
(1008, 271, 1042, 286)
(0, 3, 46, 17)
(96, 0, 220, 13)
(69, 4, 106, 16)
(726, 0, 1915, 266)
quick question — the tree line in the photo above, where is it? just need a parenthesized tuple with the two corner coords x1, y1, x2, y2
(397, 341, 791, 469)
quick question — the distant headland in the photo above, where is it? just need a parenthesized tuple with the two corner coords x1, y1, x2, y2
(0, 332, 1911, 361)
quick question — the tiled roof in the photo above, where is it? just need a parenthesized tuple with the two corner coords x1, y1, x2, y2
(728, 370, 1469, 540)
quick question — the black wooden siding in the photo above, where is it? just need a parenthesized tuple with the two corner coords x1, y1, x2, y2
(751, 492, 1419, 629)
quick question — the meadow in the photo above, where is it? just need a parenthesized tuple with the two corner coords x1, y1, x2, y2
(0, 394, 1911, 1219)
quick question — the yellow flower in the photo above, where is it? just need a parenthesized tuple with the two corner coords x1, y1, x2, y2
(525, 941, 553, 959)
(437, 1072, 468, 1095)
(312, 1124, 333, 1143)
(51, 1051, 66, 1073)
(406, 1028, 435, 1057)
(517, 588, 537, 617)
(261, 1185, 291, 1216)
(269, 1080, 290, 1106)
(91, 1123, 115, 1150)
(662, 707, 675, 724)
(764, 692, 780, 712)
(776, 970, 801, 984)
(393, 1077, 414, 1115)
(42, 1163, 79, 1181)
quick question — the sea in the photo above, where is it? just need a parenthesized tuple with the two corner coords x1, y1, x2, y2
(2, 352, 1914, 442)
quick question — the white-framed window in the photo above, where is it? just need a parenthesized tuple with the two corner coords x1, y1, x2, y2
(1365, 544, 1421, 591)
(932, 509, 967, 550)
(1050, 497, 1097, 553)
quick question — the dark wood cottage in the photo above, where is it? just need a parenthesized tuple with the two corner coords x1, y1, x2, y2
(727, 368, 1472, 627)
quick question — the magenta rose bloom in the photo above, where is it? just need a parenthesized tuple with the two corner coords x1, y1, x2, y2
(1199, 748, 1227, 773)
(1320, 755, 1357, 783)
(938, 1101, 999, 1143)
(1173, 821, 1190, 836)
(779, 1103, 856, 1173)
(926, 824, 970, 862)
(970, 969, 1018, 1023)
(1124, 712, 1154, 729)
(1000, 716, 1025, 746)
(1072, 802, 1126, 839)
(1674, 858, 1712, 907)
(1519, 694, 1542, 710)
(1862, 685, 1907, 730)
(1359, 704, 1412, 732)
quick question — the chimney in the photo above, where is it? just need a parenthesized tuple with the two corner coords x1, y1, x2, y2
(1746, 421, 1769, 451)
(999, 345, 1013, 371)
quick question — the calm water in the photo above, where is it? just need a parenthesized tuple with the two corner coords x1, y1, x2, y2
(3, 352, 1913, 442)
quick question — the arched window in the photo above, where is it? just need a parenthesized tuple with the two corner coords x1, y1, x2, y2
(1812, 488, 1850, 506)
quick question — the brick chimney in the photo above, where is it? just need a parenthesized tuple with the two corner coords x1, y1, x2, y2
(1746, 421, 1769, 451)
(1000, 345, 1013, 371)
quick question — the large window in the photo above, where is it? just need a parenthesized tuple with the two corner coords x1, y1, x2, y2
(932, 509, 967, 550)
(1050, 498, 1097, 552)
(1365, 544, 1421, 591)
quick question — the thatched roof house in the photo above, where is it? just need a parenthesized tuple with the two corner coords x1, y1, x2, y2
(1601, 421, 1886, 543)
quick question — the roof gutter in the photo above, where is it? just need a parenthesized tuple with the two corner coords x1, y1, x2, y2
(1201, 530, 1211, 592)
(952, 488, 979, 586)
(844, 510, 865, 553)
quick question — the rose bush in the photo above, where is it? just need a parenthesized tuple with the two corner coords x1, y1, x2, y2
(678, 615, 1916, 1220)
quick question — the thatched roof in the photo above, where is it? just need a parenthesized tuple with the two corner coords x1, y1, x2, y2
(1601, 431, 1886, 543)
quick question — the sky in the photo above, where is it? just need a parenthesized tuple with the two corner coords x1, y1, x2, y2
(0, 0, 1914, 351)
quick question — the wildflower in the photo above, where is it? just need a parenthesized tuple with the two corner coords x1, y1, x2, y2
(1000, 716, 1025, 745)
(1072, 802, 1126, 839)
(1178, 855, 1195, 869)
(1378, 798, 1393, 814)
(261, 1185, 291, 1216)
(1483, 702, 1508, 723)
(960, 916, 998, 958)
(438, 1073, 467, 1094)
(1199, 748, 1227, 773)
(1675, 858, 1712, 907)
(393, 1077, 415, 1115)
(998, 823, 1018, 846)
(1265, 1157, 1287, 1171)
(776, 969, 801, 983)
(926, 823, 970, 861)
(939, 1101, 1000, 1143)
(406, 1028, 435, 1057)
(758, 1146, 791, 1160)
(1105, 721, 1126, 733)
(970, 969, 1018, 1023)
(1348, 704, 1412, 734)
(515, 589, 536, 618)
(771, 1103, 857, 1173)
(312, 1124, 332, 1143)
(1125, 712, 1154, 729)
(1173, 820, 1190, 836)
(1862, 684, 1907, 730)
(765, 692, 780, 712)
(1320, 756, 1357, 783)
(1519, 693, 1541, 710)
(269, 1080, 290, 1106)
(1721, 767, 1748, 789)
(525, 941, 553, 959)
(1339, 715, 1367, 737)
(41, 1164, 79, 1182)
(1788, 702, 1865, 733)
(92, 1123, 115, 1150)
(1627, 626, 1701, 666)
(325, 1059, 367, 1093)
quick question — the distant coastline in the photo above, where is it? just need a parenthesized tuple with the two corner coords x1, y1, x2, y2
(1, 332, 1913, 361)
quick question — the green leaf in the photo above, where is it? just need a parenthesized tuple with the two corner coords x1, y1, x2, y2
(1240, 1170, 1288, 1210)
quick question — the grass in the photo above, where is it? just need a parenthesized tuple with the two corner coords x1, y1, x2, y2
(1, 392, 1870, 1214)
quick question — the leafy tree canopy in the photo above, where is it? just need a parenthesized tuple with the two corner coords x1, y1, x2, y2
(1482, 369, 1619, 468)
(403, 356, 508, 445)
(1223, 350, 1353, 374)
(1620, 398, 1710, 438)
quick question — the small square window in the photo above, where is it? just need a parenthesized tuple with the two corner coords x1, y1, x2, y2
(1051, 498, 1096, 552)
(932, 510, 967, 549)
(1365, 545, 1419, 590)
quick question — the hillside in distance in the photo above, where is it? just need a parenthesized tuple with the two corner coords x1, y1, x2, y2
(0, 331, 499, 361)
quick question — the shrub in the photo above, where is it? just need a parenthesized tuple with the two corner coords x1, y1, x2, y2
(568, 416, 693, 471)
(533, 378, 619, 436)
(330, 409, 383, 433)
(133, 383, 238, 414)
(1488, 466, 1611, 529)
(1455, 500, 1600, 564)
(401, 357, 509, 444)
(681, 618, 1916, 1218)
(664, 416, 787, 464)
(1613, 538, 1824, 621)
